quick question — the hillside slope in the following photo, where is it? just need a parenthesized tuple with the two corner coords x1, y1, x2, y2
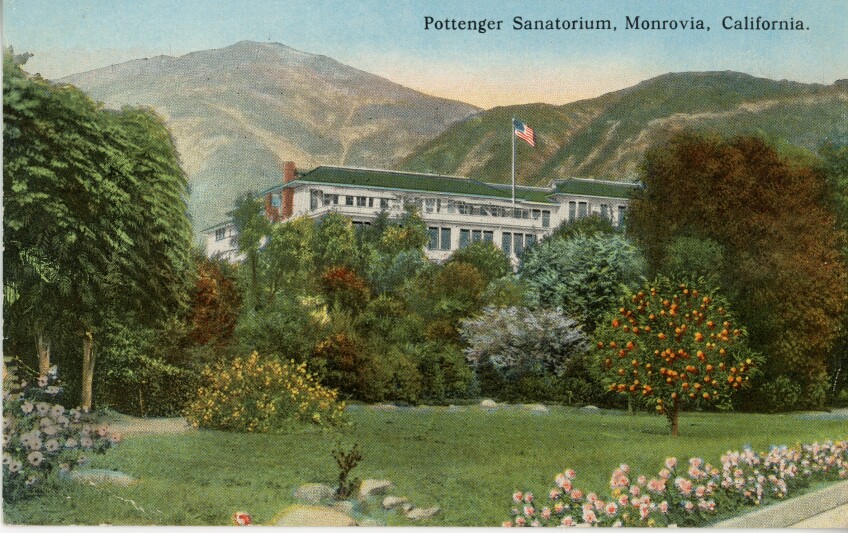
(401, 72, 848, 186)
(61, 41, 479, 231)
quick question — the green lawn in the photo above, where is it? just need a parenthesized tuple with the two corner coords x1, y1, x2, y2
(4, 405, 847, 526)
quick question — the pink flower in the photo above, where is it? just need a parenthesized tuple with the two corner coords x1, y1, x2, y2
(559, 478, 573, 491)
(675, 477, 693, 495)
(605, 502, 618, 516)
(513, 491, 523, 503)
(524, 506, 535, 517)
(665, 457, 678, 470)
(587, 492, 598, 503)
(515, 517, 526, 526)
(561, 516, 575, 527)
(637, 475, 647, 486)
(582, 509, 597, 524)
(502, 521, 513, 527)
(570, 489, 583, 501)
(639, 504, 650, 520)
(549, 488, 561, 500)
(524, 492, 534, 504)
(689, 457, 703, 469)
(530, 520, 541, 527)
(619, 464, 630, 474)
(553, 503, 565, 513)
(618, 495, 629, 507)
(659, 501, 669, 514)
(684, 501, 695, 512)
(629, 485, 641, 497)
(695, 485, 706, 498)
(541, 507, 552, 520)
(564, 469, 576, 480)
(659, 468, 671, 479)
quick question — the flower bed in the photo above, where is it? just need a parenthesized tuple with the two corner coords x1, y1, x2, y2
(505, 439, 848, 527)
(3, 361, 117, 502)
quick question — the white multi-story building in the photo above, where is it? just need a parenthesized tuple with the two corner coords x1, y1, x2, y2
(202, 162, 637, 262)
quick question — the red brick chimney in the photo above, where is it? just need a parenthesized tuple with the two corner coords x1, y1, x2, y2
(282, 161, 296, 220)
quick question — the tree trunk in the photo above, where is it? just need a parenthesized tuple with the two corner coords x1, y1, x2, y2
(666, 400, 680, 437)
(35, 333, 51, 377)
(81, 332, 96, 412)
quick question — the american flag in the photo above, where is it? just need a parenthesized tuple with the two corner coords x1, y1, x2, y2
(513, 119, 536, 147)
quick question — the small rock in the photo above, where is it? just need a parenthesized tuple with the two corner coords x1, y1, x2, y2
(67, 468, 137, 487)
(359, 478, 394, 499)
(405, 506, 441, 521)
(480, 399, 497, 408)
(401, 503, 414, 512)
(271, 504, 355, 527)
(580, 405, 600, 412)
(332, 500, 355, 515)
(294, 482, 335, 503)
(382, 496, 409, 510)
(358, 518, 385, 527)
(526, 403, 550, 413)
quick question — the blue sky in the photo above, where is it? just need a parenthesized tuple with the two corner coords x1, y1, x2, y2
(4, 0, 846, 108)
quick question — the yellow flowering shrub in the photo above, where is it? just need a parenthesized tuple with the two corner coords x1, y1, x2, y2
(184, 352, 346, 433)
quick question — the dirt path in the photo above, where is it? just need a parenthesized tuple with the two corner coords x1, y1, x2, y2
(99, 413, 195, 436)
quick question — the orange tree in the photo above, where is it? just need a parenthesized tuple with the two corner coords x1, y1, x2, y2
(593, 278, 761, 436)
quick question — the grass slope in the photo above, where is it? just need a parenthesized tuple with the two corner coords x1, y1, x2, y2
(401, 72, 848, 184)
(5, 406, 846, 526)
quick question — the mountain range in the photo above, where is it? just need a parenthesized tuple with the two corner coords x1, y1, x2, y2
(59, 41, 848, 232)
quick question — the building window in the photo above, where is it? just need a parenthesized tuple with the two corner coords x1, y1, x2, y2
(368, 197, 374, 208)
(215, 228, 227, 241)
(345, 196, 354, 206)
(578, 201, 588, 218)
(458, 202, 470, 215)
(324, 194, 339, 206)
(425, 198, 436, 213)
(428, 227, 439, 250)
(568, 201, 577, 222)
(483, 230, 493, 243)
(618, 205, 627, 226)
(271, 194, 282, 208)
(380, 198, 389, 209)
(472, 230, 482, 242)
(357, 196, 367, 207)
(502, 232, 512, 255)
(600, 204, 610, 220)
(514, 233, 524, 256)
(542, 210, 551, 228)
(440, 227, 451, 251)
(532, 209, 541, 220)
(446, 200, 456, 214)
(310, 190, 321, 210)
(459, 229, 470, 248)
(525, 234, 537, 248)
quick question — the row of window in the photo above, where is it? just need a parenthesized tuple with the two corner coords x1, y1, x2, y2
(308, 189, 551, 227)
(567, 201, 626, 223)
(214, 227, 229, 241)
(426, 226, 539, 256)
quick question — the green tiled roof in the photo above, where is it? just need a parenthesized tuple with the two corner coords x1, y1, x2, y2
(287, 166, 557, 204)
(553, 179, 638, 199)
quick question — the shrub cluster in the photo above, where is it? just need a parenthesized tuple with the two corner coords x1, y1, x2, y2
(3, 361, 117, 502)
(505, 439, 848, 527)
(184, 352, 347, 432)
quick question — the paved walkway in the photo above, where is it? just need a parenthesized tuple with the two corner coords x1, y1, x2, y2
(713, 479, 848, 528)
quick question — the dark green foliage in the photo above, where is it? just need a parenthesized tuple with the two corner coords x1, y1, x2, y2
(332, 442, 363, 499)
(739, 375, 802, 414)
(314, 212, 357, 271)
(550, 213, 617, 241)
(447, 241, 512, 283)
(411, 342, 474, 403)
(627, 133, 847, 407)
(519, 233, 646, 332)
(96, 322, 198, 416)
(661, 236, 727, 286)
(233, 296, 326, 363)
(4, 52, 193, 409)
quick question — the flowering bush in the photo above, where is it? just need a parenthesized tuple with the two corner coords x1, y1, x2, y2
(184, 352, 347, 433)
(505, 439, 848, 527)
(593, 278, 761, 435)
(3, 360, 118, 502)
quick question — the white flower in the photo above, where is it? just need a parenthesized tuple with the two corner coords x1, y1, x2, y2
(21, 402, 34, 414)
(35, 402, 50, 416)
(8, 459, 22, 473)
(50, 405, 65, 418)
(37, 376, 49, 387)
(45, 439, 60, 452)
(64, 438, 78, 449)
(27, 451, 44, 466)
(80, 436, 93, 449)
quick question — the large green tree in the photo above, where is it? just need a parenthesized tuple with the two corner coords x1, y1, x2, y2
(4, 52, 193, 410)
(628, 133, 847, 407)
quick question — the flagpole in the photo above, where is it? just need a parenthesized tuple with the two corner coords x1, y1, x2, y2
(511, 117, 516, 206)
